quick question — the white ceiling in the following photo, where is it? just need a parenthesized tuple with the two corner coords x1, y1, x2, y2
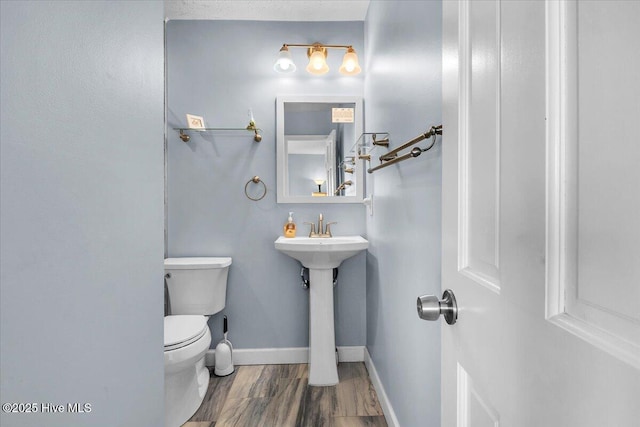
(165, 0, 370, 21)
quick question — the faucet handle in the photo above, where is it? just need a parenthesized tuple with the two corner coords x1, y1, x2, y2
(324, 222, 337, 237)
(303, 222, 316, 237)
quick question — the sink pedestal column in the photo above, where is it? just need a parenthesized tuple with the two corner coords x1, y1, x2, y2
(274, 235, 368, 386)
(308, 268, 338, 386)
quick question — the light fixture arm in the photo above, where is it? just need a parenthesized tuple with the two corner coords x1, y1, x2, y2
(283, 43, 354, 50)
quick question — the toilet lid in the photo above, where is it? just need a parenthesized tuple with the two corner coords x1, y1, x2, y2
(164, 257, 232, 269)
(164, 315, 207, 349)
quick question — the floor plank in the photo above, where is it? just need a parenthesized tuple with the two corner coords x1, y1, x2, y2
(336, 377, 384, 417)
(255, 378, 308, 426)
(188, 370, 235, 422)
(262, 363, 308, 379)
(184, 362, 386, 427)
(226, 365, 269, 399)
(334, 416, 388, 427)
(295, 385, 338, 426)
(338, 361, 368, 382)
(215, 377, 307, 427)
(182, 422, 215, 427)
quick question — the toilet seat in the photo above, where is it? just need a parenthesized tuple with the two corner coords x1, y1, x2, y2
(164, 315, 208, 351)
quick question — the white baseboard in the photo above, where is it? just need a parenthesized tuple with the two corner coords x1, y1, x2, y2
(234, 347, 310, 365)
(337, 346, 365, 362)
(205, 346, 365, 367)
(364, 348, 400, 427)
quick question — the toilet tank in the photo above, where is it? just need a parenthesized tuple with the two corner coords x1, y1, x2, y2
(164, 257, 232, 315)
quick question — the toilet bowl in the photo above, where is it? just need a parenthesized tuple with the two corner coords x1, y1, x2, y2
(164, 315, 211, 427)
(163, 257, 231, 427)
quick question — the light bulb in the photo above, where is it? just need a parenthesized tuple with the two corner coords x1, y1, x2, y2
(310, 51, 325, 70)
(339, 47, 361, 76)
(306, 45, 329, 75)
(345, 60, 355, 72)
(274, 45, 296, 73)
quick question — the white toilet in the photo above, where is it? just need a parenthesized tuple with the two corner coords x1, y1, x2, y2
(163, 257, 232, 427)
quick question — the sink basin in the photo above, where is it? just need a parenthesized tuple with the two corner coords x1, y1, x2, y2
(274, 236, 368, 269)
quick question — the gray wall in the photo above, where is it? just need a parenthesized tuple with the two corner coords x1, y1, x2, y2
(364, 1, 443, 426)
(0, 1, 165, 426)
(166, 20, 367, 348)
(288, 154, 327, 196)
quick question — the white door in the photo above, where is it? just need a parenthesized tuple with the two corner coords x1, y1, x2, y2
(439, 1, 640, 426)
(325, 129, 337, 194)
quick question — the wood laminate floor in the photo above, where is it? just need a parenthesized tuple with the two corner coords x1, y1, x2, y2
(183, 362, 388, 427)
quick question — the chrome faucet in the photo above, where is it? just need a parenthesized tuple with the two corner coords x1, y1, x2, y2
(305, 213, 336, 238)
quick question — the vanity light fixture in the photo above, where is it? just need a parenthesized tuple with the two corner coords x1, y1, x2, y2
(274, 43, 361, 76)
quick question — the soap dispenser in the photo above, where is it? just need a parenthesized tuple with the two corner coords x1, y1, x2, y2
(284, 212, 297, 238)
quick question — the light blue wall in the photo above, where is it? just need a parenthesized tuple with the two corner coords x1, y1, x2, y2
(364, 1, 443, 426)
(0, 1, 164, 426)
(288, 154, 326, 196)
(166, 20, 367, 348)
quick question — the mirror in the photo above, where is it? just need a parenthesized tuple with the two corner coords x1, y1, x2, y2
(276, 96, 364, 203)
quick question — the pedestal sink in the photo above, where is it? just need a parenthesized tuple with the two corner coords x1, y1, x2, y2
(275, 236, 368, 386)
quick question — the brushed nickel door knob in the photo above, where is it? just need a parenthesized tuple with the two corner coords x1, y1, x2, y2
(417, 289, 458, 325)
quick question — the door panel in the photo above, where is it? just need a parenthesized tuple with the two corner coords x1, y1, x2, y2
(572, 0, 640, 343)
(442, 1, 640, 426)
(457, 364, 500, 427)
(546, 0, 640, 367)
(459, 0, 502, 293)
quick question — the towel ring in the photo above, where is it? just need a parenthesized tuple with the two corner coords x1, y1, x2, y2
(244, 176, 267, 201)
